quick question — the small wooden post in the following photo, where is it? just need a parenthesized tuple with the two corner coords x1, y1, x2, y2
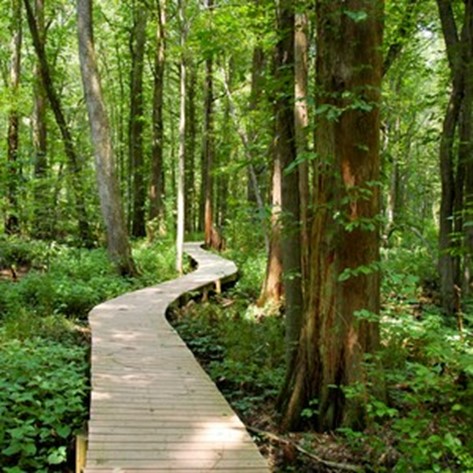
(215, 279, 221, 294)
(76, 433, 87, 473)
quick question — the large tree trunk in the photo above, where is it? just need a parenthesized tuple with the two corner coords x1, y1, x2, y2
(280, 0, 384, 432)
(5, 0, 22, 235)
(24, 0, 92, 244)
(77, 0, 137, 276)
(31, 0, 49, 239)
(129, 3, 147, 238)
(462, 3, 473, 295)
(149, 0, 166, 229)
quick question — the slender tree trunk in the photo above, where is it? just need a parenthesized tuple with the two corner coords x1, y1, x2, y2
(294, 11, 310, 287)
(76, 0, 137, 276)
(149, 0, 166, 231)
(31, 0, 48, 239)
(176, 0, 186, 274)
(24, 0, 92, 244)
(280, 0, 384, 432)
(436, 0, 470, 314)
(247, 46, 266, 206)
(258, 153, 283, 306)
(275, 0, 303, 367)
(202, 0, 215, 248)
(129, 4, 147, 238)
(185, 62, 197, 233)
(6, 0, 22, 235)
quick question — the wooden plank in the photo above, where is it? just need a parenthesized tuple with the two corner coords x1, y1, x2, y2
(85, 242, 269, 472)
(85, 469, 269, 473)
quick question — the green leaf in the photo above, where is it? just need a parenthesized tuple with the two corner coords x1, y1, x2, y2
(47, 446, 67, 465)
(344, 10, 368, 22)
(55, 425, 71, 438)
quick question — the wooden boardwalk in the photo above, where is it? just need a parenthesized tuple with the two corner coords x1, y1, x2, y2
(84, 242, 269, 472)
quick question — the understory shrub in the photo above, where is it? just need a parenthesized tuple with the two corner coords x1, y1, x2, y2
(0, 337, 88, 472)
(0, 237, 176, 472)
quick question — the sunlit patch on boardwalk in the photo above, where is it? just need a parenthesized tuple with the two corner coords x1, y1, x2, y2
(84, 242, 269, 472)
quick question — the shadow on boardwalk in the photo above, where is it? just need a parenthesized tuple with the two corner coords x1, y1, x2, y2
(84, 242, 269, 472)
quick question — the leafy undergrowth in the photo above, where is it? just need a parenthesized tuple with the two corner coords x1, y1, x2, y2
(171, 245, 473, 473)
(0, 235, 176, 472)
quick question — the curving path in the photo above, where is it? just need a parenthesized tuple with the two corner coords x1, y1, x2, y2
(84, 242, 269, 472)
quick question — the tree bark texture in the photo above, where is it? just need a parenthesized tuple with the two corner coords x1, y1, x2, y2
(6, 0, 22, 234)
(185, 62, 197, 233)
(202, 14, 215, 248)
(77, 0, 137, 275)
(462, 2, 473, 294)
(149, 0, 166, 228)
(275, 0, 304, 367)
(295, 11, 310, 289)
(176, 0, 186, 274)
(436, 0, 472, 313)
(24, 0, 92, 244)
(129, 4, 148, 237)
(280, 0, 384, 432)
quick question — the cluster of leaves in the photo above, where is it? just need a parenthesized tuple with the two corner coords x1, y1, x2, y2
(0, 338, 88, 472)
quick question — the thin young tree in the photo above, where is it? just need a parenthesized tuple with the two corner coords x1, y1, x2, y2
(176, 0, 187, 274)
(31, 0, 49, 239)
(5, 0, 22, 234)
(76, 0, 137, 276)
(149, 0, 167, 231)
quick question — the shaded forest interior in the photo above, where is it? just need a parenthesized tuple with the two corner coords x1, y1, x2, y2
(1, 0, 473, 471)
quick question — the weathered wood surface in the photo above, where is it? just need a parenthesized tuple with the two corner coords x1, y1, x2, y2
(84, 242, 269, 472)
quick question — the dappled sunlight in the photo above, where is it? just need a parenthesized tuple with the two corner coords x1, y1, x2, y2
(85, 243, 268, 470)
(193, 417, 247, 444)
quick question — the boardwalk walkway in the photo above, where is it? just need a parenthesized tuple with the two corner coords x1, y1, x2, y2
(84, 242, 269, 472)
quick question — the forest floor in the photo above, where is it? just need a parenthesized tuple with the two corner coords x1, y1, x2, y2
(1, 237, 472, 472)
(170, 247, 473, 473)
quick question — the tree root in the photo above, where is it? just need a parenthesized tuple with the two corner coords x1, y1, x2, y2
(248, 426, 363, 472)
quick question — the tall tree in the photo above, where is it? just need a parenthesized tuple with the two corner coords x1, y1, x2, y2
(185, 61, 197, 233)
(200, 0, 220, 249)
(176, 0, 187, 273)
(5, 0, 22, 234)
(77, 0, 137, 275)
(24, 0, 92, 244)
(275, 0, 303, 365)
(436, 0, 473, 313)
(129, 2, 148, 238)
(279, 0, 384, 431)
(149, 0, 167, 231)
(294, 11, 310, 286)
(31, 0, 48, 239)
